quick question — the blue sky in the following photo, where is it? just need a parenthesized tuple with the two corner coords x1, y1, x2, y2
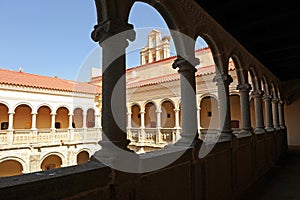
(0, 1, 206, 82)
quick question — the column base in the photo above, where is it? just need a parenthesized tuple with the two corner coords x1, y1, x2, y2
(216, 130, 232, 142)
(274, 126, 281, 131)
(91, 140, 140, 173)
(265, 127, 275, 132)
(235, 129, 252, 138)
(254, 127, 266, 134)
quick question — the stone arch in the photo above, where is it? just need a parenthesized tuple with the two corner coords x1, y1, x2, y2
(161, 100, 175, 128)
(261, 75, 270, 95)
(144, 101, 157, 128)
(86, 108, 96, 128)
(13, 104, 32, 129)
(0, 103, 9, 130)
(248, 67, 261, 92)
(127, 1, 178, 31)
(37, 105, 52, 129)
(271, 82, 278, 99)
(73, 107, 84, 128)
(229, 54, 247, 85)
(55, 107, 69, 129)
(13, 102, 33, 113)
(76, 150, 90, 165)
(40, 152, 65, 170)
(36, 103, 54, 114)
(131, 104, 141, 128)
(198, 33, 227, 75)
(0, 156, 27, 176)
(200, 95, 219, 129)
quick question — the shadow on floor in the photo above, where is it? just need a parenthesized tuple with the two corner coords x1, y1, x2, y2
(238, 147, 300, 200)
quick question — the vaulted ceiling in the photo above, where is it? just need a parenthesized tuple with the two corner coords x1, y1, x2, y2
(195, 0, 300, 82)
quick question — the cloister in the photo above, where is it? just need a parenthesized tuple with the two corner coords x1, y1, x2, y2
(0, 0, 298, 199)
(0, 69, 101, 177)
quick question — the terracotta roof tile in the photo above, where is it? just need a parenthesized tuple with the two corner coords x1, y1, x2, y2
(0, 68, 100, 94)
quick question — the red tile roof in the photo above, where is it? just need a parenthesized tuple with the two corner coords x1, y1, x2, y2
(0, 68, 100, 94)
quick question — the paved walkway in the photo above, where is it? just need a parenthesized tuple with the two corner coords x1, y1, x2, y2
(239, 147, 300, 200)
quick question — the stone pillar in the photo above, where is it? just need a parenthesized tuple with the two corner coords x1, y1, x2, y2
(213, 74, 233, 139)
(174, 108, 181, 141)
(156, 108, 162, 144)
(31, 112, 38, 143)
(51, 113, 56, 132)
(68, 114, 74, 141)
(251, 90, 266, 134)
(8, 112, 14, 130)
(31, 113, 37, 130)
(262, 95, 274, 132)
(272, 98, 280, 130)
(278, 100, 286, 129)
(8, 112, 14, 145)
(127, 111, 132, 140)
(197, 107, 201, 131)
(237, 83, 252, 134)
(127, 112, 132, 129)
(91, 20, 135, 151)
(83, 111, 87, 129)
(172, 57, 200, 146)
(29, 150, 41, 173)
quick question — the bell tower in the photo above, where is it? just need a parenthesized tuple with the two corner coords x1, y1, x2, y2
(140, 29, 170, 65)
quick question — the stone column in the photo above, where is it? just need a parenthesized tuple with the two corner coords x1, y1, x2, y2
(8, 112, 14, 145)
(174, 108, 181, 141)
(172, 57, 200, 146)
(51, 113, 56, 132)
(237, 83, 252, 135)
(278, 100, 286, 129)
(156, 108, 162, 144)
(83, 111, 87, 129)
(262, 95, 274, 132)
(31, 112, 38, 143)
(213, 74, 233, 139)
(91, 20, 135, 151)
(197, 107, 201, 131)
(31, 113, 37, 130)
(127, 112, 132, 129)
(68, 114, 74, 141)
(272, 98, 280, 130)
(251, 90, 266, 134)
(127, 111, 132, 141)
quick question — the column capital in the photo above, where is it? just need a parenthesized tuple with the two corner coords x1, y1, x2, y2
(173, 108, 180, 112)
(237, 83, 252, 91)
(262, 95, 272, 101)
(213, 74, 233, 85)
(272, 98, 279, 103)
(172, 57, 199, 73)
(251, 90, 264, 98)
(91, 19, 136, 45)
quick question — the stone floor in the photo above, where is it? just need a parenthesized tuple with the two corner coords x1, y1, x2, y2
(238, 146, 300, 200)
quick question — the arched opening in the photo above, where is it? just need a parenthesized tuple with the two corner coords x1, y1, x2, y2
(230, 94, 241, 129)
(55, 107, 69, 129)
(37, 106, 51, 129)
(0, 103, 9, 130)
(77, 151, 90, 165)
(145, 102, 157, 128)
(161, 101, 175, 128)
(0, 160, 23, 177)
(13, 104, 32, 129)
(86, 108, 95, 128)
(73, 108, 83, 128)
(41, 155, 62, 171)
(131, 104, 141, 127)
(200, 96, 219, 129)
